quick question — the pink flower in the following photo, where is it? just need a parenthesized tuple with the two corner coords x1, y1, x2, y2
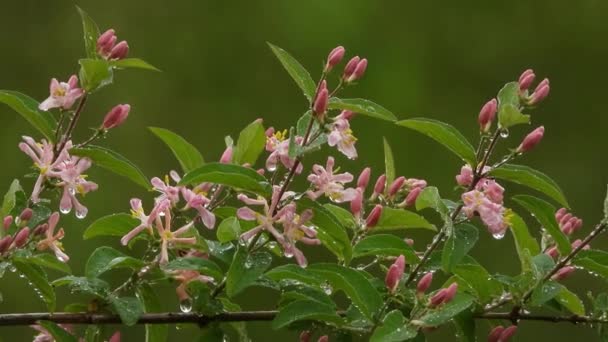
(19, 137, 72, 203)
(32, 323, 74, 342)
(121, 198, 168, 246)
(277, 204, 320, 267)
(151, 171, 182, 207)
(36, 212, 69, 262)
(155, 209, 197, 264)
(109, 41, 129, 60)
(97, 29, 118, 57)
(265, 128, 304, 173)
(455, 165, 474, 187)
(385, 255, 405, 293)
(306, 157, 358, 203)
(39, 75, 83, 111)
(181, 188, 216, 229)
(102, 104, 130, 130)
(328, 111, 358, 159)
(51, 156, 98, 218)
(173, 269, 214, 301)
(481, 180, 504, 204)
(462, 190, 508, 238)
(552, 266, 576, 281)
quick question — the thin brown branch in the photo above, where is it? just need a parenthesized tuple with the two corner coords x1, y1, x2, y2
(475, 311, 608, 324)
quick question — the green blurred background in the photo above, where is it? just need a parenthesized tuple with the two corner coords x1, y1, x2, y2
(0, 1, 607, 341)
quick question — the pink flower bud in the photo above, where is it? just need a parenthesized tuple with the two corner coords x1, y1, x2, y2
(357, 167, 371, 190)
(346, 58, 368, 83)
(19, 208, 33, 222)
(499, 325, 518, 342)
(429, 289, 447, 307)
(552, 266, 576, 281)
(340, 110, 355, 120)
(365, 205, 383, 229)
(487, 326, 505, 342)
(265, 127, 275, 137)
(555, 208, 568, 222)
(299, 331, 311, 342)
(385, 255, 406, 293)
(372, 174, 386, 198)
(3, 216, 13, 231)
(559, 213, 573, 226)
(545, 246, 559, 260)
(313, 88, 329, 115)
(109, 41, 129, 60)
(388, 176, 406, 197)
(102, 104, 131, 130)
(317, 336, 329, 342)
(404, 238, 414, 246)
(478, 98, 497, 132)
(416, 272, 433, 294)
(529, 78, 550, 105)
(13, 227, 30, 248)
(518, 69, 536, 91)
(571, 239, 590, 251)
(404, 187, 423, 207)
(108, 331, 121, 342)
(34, 223, 48, 236)
(325, 46, 346, 72)
(517, 126, 544, 153)
(220, 146, 233, 164)
(442, 282, 458, 304)
(0, 236, 13, 253)
(343, 56, 360, 79)
(97, 29, 117, 56)
(350, 190, 363, 218)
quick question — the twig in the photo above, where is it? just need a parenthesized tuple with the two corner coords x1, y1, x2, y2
(475, 311, 608, 324)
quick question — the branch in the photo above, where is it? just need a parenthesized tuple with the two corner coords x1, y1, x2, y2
(475, 311, 608, 324)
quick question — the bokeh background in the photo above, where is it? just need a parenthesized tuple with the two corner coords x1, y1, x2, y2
(0, 1, 607, 341)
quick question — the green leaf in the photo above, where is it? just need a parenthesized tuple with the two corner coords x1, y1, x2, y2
(353, 234, 419, 263)
(265, 264, 323, 286)
(513, 195, 571, 255)
(396, 118, 476, 166)
(112, 58, 161, 72)
(52, 276, 110, 298)
(110, 296, 144, 326)
(308, 263, 383, 320)
(297, 198, 352, 263)
(71, 145, 150, 190)
(323, 204, 356, 230)
(38, 321, 78, 342)
(530, 281, 561, 307)
(509, 213, 541, 269)
(0, 179, 23, 219)
(573, 250, 608, 279)
(76, 6, 101, 59)
(233, 119, 266, 165)
(280, 285, 335, 307)
(163, 257, 223, 280)
(490, 164, 569, 208)
(86, 246, 144, 278)
(453, 311, 476, 342)
(370, 310, 417, 342)
(137, 283, 168, 342)
(296, 111, 320, 137)
(328, 98, 397, 121)
(148, 127, 204, 173)
(416, 293, 474, 327)
(453, 258, 503, 305)
(216, 217, 241, 243)
(12, 258, 55, 311)
(267, 43, 316, 102)
(83, 213, 139, 240)
(272, 300, 342, 330)
(0, 90, 57, 141)
(416, 186, 450, 221)
(497, 82, 520, 108)
(180, 163, 271, 196)
(28, 254, 71, 274)
(498, 104, 530, 129)
(78, 58, 113, 92)
(442, 224, 479, 272)
(374, 207, 436, 231)
(226, 247, 273, 297)
(554, 287, 585, 315)
(383, 137, 396, 186)
(604, 185, 608, 223)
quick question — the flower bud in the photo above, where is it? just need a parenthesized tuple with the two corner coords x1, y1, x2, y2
(108, 332, 121, 342)
(3, 216, 13, 231)
(571, 239, 590, 250)
(13, 227, 30, 248)
(34, 223, 48, 236)
(265, 127, 275, 137)
(487, 325, 505, 342)
(518, 69, 536, 91)
(404, 238, 414, 246)
(545, 246, 559, 260)
(529, 78, 550, 105)
(478, 98, 497, 133)
(372, 174, 386, 198)
(299, 331, 311, 342)
(97, 29, 117, 56)
(365, 205, 383, 229)
(346, 58, 368, 83)
(343, 56, 360, 79)
(0, 236, 13, 253)
(220, 146, 233, 164)
(317, 336, 329, 342)
(429, 289, 447, 307)
(499, 325, 518, 342)
(385, 255, 405, 293)
(555, 207, 568, 222)
(442, 282, 458, 304)
(516, 126, 544, 153)
(404, 187, 423, 207)
(102, 104, 131, 130)
(340, 110, 355, 120)
(325, 46, 346, 72)
(109, 41, 129, 60)
(416, 272, 433, 295)
(350, 189, 363, 218)
(19, 208, 33, 223)
(388, 176, 406, 197)
(551, 266, 576, 281)
(357, 167, 371, 190)
(313, 87, 329, 116)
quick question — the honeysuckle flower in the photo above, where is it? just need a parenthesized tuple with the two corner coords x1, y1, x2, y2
(350, 189, 363, 219)
(328, 110, 358, 159)
(219, 145, 233, 164)
(345, 58, 367, 83)
(306, 157, 358, 203)
(400, 186, 423, 207)
(365, 204, 383, 229)
(478, 98, 497, 132)
(173, 269, 214, 301)
(97, 29, 117, 57)
(151, 171, 181, 207)
(462, 190, 508, 238)
(313, 81, 329, 116)
(155, 209, 197, 264)
(51, 156, 98, 218)
(265, 128, 304, 173)
(555, 208, 583, 235)
(11, 227, 29, 248)
(102, 104, 130, 130)
(39, 75, 83, 111)
(36, 212, 69, 262)
(529, 78, 550, 105)
(19, 137, 72, 203)
(517, 126, 544, 153)
(317, 336, 329, 342)
(480, 179, 504, 204)
(429, 283, 458, 307)
(388, 176, 406, 197)
(416, 272, 433, 295)
(385, 255, 405, 293)
(121, 198, 168, 246)
(357, 167, 371, 189)
(487, 326, 505, 342)
(277, 204, 320, 267)
(497, 326, 518, 342)
(31, 323, 75, 342)
(325, 46, 345, 72)
(299, 331, 312, 342)
(181, 188, 215, 229)
(371, 174, 386, 200)
(109, 41, 129, 60)
(518, 69, 536, 92)
(405, 178, 427, 190)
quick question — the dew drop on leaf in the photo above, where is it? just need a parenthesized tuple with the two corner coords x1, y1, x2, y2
(179, 298, 193, 313)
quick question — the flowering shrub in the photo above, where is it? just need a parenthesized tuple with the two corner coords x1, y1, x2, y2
(1, 7, 608, 342)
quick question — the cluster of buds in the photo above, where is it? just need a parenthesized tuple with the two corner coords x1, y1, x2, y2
(385, 255, 406, 294)
(322, 45, 368, 84)
(38, 75, 84, 111)
(97, 29, 129, 60)
(299, 331, 329, 342)
(518, 69, 550, 106)
(488, 325, 518, 342)
(349, 168, 381, 229)
(19, 137, 98, 218)
(428, 282, 458, 308)
(555, 208, 583, 235)
(370, 173, 427, 207)
(0, 209, 33, 255)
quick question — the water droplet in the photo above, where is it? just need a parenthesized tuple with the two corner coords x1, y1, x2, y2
(14, 217, 21, 226)
(244, 257, 253, 269)
(60, 206, 71, 214)
(179, 298, 193, 313)
(68, 187, 76, 195)
(321, 282, 333, 295)
(492, 231, 506, 240)
(267, 164, 277, 172)
(499, 129, 510, 138)
(56, 254, 68, 263)
(283, 249, 294, 258)
(75, 209, 87, 219)
(18, 273, 25, 279)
